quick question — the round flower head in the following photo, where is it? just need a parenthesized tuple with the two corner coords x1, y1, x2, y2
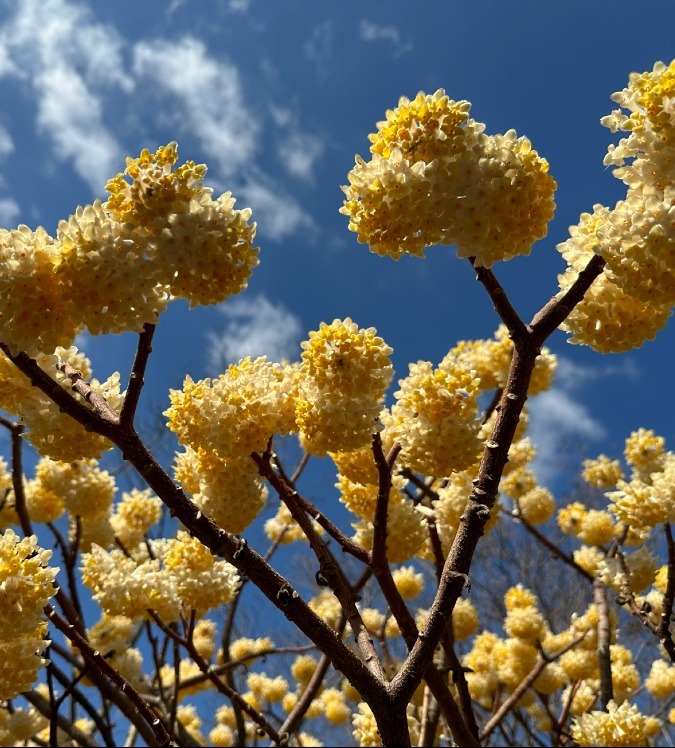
(342, 92, 555, 267)
(609, 454, 675, 529)
(0, 530, 58, 639)
(452, 597, 479, 641)
(81, 542, 181, 622)
(582, 454, 624, 489)
(174, 446, 268, 534)
(154, 191, 259, 307)
(353, 499, 427, 563)
(557, 263, 670, 353)
(600, 546, 658, 594)
(646, 658, 675, 698)
(110, 488, 163, 547)
(515, 485, 555, 525)
(166, 356, 297, 461)
(164, 531, 239, 615)
(0, 622, 50, 700)
(105, 142, 207, 231)
(0, 226, 80, 356)
(385, 358, 483, 477)
(624, 427, 665, 475)
(57, 201, 170, 336)
(300, 318, 393, 398)
(391, 565, 424, 600)
(571, 700, 658, 747)
(595, 193, 675, 307)
(296, 319, 393, 455)
(443, 330, 513, 392)
(33, 458, 115, 520)
(602, 60, 675, 196)
(557, 205, 671, 352)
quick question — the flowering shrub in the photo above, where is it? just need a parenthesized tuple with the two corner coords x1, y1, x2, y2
(0, 60, 674, 747)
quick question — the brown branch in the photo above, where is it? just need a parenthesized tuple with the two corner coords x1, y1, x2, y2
(149, 611, 283, 745)
(658, 523, 675, 662)
(45, 604, 173, 747)
(470, 259, 528, 339)
(593, 579, 614, 709)
(480, 634, 586, 742)
(252, 448, 386, 685)
(370, 435, 401, 572)
(120, 322, 156, 428)
(529, 253, 606, 344)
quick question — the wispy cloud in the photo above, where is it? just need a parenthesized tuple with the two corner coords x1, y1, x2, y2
(276, 130, 324, 182)
(304, 21, 333, 81)
(206, 295, 303, 372)
(0, 198, 19, 226)
(527, 356, 637, 485)
(0, 0, 129, 192)
(358, 20, 413, 58)
(238, 179, 315, 241)
(133, 37, 258, 178)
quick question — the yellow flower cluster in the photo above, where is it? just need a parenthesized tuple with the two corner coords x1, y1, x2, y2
(598, 429, 674, 530)
(557, 207, 671, 352)
(163, 531, 239, 615)
(341, 90, 556, 267)
(557, 61, 675, 353)
(174, 446, 268, 533)
(645, 658, 675, 698)
(452, 597, 479, 641)
(166, 357, 298, 460)
(602, 60, 675, 195)
(32, 458, 115, 521)
(297, 319, 393, 455)
(624, 427, 665, 474)
(503, 585, 547, 642)
(82, 532, 240, 621)
(0, 530, 58, 698)
(353, 498, 427, 563)
(0, 622, 50, 700)
(384, 357, 482, 477)
(81, 541, 181, 621)
(0, 348, 121, 461)
(110, 488, 163, 547)
(391, 565, 424, 599)
(582, 454, 624, 489)
(0, 226, 80, 357)
(599, 546, 658, 594)
(0, 144, 257, 356)
(571, 700, 659, 747)
(103, 142, 259, 311)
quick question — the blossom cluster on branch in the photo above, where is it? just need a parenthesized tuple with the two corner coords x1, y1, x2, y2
(0, 59, 673, 748)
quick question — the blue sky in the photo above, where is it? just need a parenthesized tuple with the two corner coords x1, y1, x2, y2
(0, 0, 674, 488)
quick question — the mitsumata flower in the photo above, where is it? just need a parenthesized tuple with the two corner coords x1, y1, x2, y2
(341, 90, 556, 267)
(296, 318, 393, 455)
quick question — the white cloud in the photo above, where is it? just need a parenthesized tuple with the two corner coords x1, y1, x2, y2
(133, 37, 259, 178)
(206, 295, 302, 372)
(526, 356, 625, 485)
(0, 0, 129, 192)
(238, 179, 315, 241)
(0, 124, 13, 159)
(358, 20, 413, 58)
(228, 0, 251, 12)
(35, 66, 122, 191)
(0, 197, 19, 226)
(304, 21, 333, 80)
(277, 131, 324, 182)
